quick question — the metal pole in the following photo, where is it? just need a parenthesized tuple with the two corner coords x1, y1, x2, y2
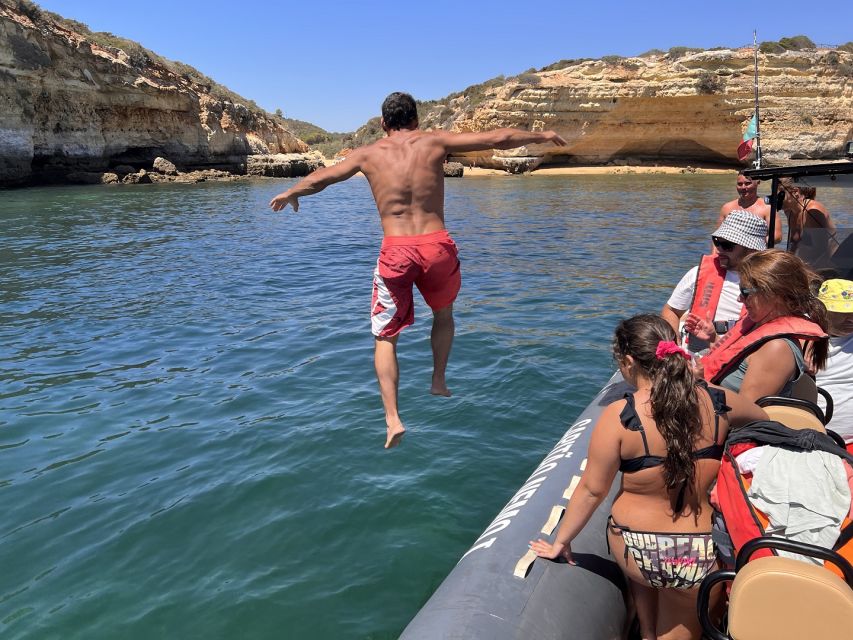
(768, 176, 779, 248)
(752, 30, 762, 168)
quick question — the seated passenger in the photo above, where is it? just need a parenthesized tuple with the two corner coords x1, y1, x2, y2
(530, 314, 767, 640)
(697, 250, 830, 402)
(662, 210, 767, 354)
(816, 278, 853, 451)
(779, 178, 839, 270)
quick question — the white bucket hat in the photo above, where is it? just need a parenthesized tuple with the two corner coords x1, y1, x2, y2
(712, 209, 768, 251)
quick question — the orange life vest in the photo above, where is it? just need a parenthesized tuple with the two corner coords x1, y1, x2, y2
(688, 255, 727, 318)
(702, 315, 827, 384)
(714, 422, 853, 579)
(685, 255, 729, 351)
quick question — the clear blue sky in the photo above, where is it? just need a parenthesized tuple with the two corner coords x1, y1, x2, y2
(34, 0, 853, 133)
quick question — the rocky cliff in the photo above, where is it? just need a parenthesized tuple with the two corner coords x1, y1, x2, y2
(418, 47, 853, 170)
(0, 1, 309, 186)
(3, 1, 851, 186)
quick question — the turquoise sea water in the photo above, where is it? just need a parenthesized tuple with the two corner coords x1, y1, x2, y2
(1, 176, 849, 639)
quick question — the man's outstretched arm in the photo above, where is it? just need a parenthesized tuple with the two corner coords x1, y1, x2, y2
(269, 154, 362, 212)
(435, 128, 567, 153)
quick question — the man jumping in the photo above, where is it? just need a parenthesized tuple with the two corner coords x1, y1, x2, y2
(270, 92, 566, 449)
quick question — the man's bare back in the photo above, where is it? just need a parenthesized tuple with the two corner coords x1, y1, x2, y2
(268, 91, 566, 449)
(351, 129, 450, 237)
(271, 126, 566, 236)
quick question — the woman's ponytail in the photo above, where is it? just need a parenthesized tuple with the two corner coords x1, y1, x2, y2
(613, 316, 703, 497)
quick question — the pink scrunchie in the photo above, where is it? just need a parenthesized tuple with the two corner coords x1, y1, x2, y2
(655, 340, 691, 361)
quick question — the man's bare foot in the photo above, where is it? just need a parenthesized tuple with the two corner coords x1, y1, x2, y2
(430, 383, 452, 397)
(385, 420, 406, 449)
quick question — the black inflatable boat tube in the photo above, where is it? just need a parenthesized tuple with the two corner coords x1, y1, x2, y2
(401, 373, 630, 639)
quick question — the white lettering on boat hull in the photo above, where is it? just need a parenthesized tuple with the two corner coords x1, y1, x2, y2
(460, 418, 592, 561)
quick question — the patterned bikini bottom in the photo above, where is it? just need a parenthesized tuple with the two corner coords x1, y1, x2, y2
(607, 516, 717, 589)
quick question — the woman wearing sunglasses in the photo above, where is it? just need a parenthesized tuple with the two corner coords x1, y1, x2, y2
(697, 249, 829, 402)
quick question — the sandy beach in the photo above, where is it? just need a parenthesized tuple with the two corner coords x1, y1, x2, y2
(463, 164, 734, 176)
(320, 157, 737, 178)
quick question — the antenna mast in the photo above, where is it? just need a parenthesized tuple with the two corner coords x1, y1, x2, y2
(752, 30, 762, 168)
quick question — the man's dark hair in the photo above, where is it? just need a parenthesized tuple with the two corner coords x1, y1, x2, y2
(381, 92, 418, 130)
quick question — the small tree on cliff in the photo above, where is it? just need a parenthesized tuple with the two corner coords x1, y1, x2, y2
(778, 35, 815, 51)
(696, 71, 725, 95)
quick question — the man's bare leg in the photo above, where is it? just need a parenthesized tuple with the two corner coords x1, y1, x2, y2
(430, 304, 454, 397)
(375, 335, 405, 448)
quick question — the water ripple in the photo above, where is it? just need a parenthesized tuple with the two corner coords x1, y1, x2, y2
(0, 177, 849, 639)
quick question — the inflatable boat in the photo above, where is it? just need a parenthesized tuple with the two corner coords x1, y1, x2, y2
(401, 373, 630, 640)
(403, 158, 853, 640)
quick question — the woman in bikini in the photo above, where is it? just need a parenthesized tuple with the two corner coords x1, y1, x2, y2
(779, 177, 839, 269)
(530, 314, 767, 640)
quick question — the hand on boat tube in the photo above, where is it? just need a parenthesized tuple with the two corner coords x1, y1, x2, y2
(529, 537, 575, 564)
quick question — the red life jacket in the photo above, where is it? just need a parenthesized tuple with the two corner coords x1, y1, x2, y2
(685, 255, 730, 351)
(713, 421, 853, 578)
(688, 254, 727, 320)
(702, 315, 827, 384)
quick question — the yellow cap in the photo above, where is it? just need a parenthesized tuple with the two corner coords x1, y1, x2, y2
(818, 279, 853, 313)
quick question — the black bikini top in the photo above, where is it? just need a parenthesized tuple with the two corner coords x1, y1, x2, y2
(618, 380, 728, 474)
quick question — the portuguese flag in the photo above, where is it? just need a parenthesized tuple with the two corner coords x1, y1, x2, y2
(737, 114, 758, 161)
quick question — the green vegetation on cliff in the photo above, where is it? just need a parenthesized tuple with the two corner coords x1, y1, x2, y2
(5, 0, 265, 113)
(271, 117, 375, 158)
(287, 102, 444, 158)
(7, 1, 850, 160)
(759, 35, 817, 53)
(278, 118, 338, 146)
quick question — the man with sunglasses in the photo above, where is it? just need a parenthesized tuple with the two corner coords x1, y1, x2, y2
(662, 210, 768, 353)
(718, 172, 782, 244)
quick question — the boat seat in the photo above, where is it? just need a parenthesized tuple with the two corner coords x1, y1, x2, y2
(726, 556, 853, 639)
(789, 371, 818, 404)
(756, 395, 827, 432)
(761, 405, 826, 432)
(698, 537, 853, 640)
(830, 231, 853, 279)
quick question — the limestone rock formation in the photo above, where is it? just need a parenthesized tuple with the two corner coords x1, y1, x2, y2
(418, 48, 853, 168)
(0, 2, 310, 186)
(152, 156, 178, 175)
(246, 152, 325, 178)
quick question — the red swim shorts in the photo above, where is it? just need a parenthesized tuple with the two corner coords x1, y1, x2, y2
(371, 229, 461, 337)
